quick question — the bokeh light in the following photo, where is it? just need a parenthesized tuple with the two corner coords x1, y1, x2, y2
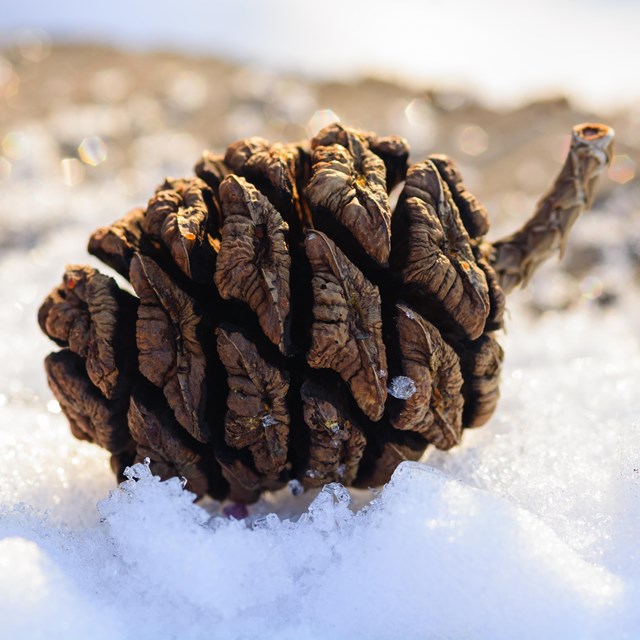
(2, 131, 29, 160)
(166, 70, 209, 112)
(306, 109, 340, 137)
(89, 67, 132, 103)
(77, 136, 108, 166)
(17, 29, 51, 62)
(580, 275, 604, 301)
(403, 98, 437, 150)
(457, 125, 488, 156)
(60, 158, 85, 186)
(608, 155, 636, 185)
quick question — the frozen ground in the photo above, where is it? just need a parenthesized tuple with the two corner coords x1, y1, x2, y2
(1, 45, 640, 639)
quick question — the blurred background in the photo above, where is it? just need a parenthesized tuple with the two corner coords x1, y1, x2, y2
(0, 0, 639, 399)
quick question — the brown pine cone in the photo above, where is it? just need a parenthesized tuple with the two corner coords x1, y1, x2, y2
(38, 122, 614, 502)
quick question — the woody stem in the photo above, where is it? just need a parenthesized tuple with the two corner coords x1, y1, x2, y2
(488, 123, 615, 295)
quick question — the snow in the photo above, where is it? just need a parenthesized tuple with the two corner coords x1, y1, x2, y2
(2, 101, 640, 640)
(261, 414, 279, 428)
(287, 479, 304, 496)
(387, 375, 417, 400)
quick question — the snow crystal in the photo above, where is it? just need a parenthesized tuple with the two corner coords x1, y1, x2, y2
(387, 375, 417, 399)
(261, 413, 278, 428)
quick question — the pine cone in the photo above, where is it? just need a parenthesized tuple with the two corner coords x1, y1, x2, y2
(38, 122, 614, 502)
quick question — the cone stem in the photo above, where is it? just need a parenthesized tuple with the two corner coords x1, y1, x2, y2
(488, 123, 614, 295)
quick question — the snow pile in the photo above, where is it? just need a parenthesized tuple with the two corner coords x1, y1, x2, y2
(0, 455, 625, 640)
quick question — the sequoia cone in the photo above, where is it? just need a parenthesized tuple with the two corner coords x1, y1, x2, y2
(38, 122, 614, 503)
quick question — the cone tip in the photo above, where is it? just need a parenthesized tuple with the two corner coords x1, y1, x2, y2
(572, 123, 615, 148)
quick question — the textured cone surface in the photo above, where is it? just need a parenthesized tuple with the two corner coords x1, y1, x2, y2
(41, 121, 536, 503)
